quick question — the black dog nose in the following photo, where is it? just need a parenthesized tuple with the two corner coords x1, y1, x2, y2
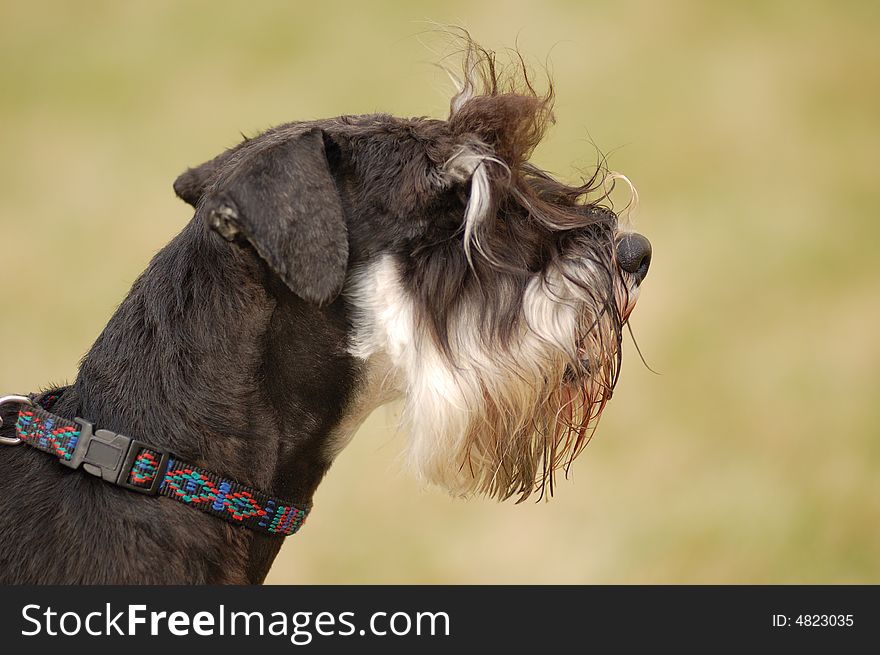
(616, 232, 652, 283)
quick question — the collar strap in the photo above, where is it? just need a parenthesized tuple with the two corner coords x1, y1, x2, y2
(6, 394, 308, 537)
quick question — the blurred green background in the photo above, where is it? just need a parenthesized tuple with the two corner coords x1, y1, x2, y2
(1, 1, 878, 583)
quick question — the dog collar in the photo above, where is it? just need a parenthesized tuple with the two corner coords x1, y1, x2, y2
(0, 392, 309, 537)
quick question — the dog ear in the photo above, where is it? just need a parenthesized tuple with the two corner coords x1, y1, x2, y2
(173, 163, 209, 207)
(173, 149, 234, 208)
(202, 128, 348, 306)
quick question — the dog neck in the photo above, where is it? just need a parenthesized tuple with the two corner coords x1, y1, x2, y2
(66, 220, 365, 581)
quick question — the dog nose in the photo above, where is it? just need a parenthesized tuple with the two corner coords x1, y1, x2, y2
(616, 232, 652, 283)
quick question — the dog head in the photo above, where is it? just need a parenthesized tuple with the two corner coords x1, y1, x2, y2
(174, 41, 651, 501)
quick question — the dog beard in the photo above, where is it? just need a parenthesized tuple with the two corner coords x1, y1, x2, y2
(349, 231, 636, 502)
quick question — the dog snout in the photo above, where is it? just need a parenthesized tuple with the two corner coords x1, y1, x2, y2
(616, 232, 652, 283)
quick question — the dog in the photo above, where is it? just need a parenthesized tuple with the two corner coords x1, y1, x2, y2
(0, 40, 651, 583)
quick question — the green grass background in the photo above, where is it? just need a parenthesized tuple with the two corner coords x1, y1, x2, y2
(1, 1, 877, 583)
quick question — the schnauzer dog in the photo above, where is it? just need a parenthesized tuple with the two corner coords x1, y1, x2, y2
(0, 41, 650, 583)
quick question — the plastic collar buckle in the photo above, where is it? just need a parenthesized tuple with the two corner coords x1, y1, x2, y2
(61, 419, 169, 495)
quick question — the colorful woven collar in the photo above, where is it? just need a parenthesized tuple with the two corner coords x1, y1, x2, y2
(0, 392, 308, 537)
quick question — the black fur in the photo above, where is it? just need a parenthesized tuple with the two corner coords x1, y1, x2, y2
(0, 209, 359, 583)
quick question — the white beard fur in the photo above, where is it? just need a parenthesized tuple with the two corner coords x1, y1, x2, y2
(345, 253, 629, 500)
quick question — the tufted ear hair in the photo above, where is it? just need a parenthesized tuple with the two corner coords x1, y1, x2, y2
(201, 128, 349, 306)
